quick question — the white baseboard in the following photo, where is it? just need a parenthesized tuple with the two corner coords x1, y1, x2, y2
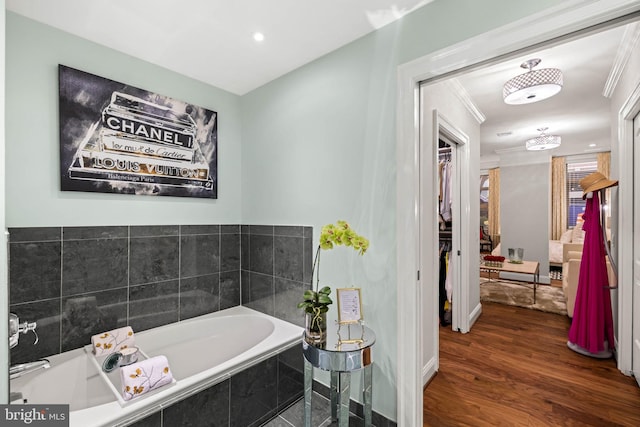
(468, 302, 482, 330)
(422, 355, 437, 387)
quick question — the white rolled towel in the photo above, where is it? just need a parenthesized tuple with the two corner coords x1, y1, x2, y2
(120, 355, 173, 401)
(91, 326, 135, 356)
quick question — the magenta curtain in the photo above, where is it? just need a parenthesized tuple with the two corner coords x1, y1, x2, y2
(568, 191, 615, 353)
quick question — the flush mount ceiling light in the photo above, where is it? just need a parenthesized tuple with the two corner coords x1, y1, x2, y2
(525, 127, 561, 151)
(503, 58, 563, 105)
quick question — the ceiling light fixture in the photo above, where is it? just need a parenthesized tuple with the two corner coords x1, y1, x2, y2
(525, 127, 561, 151)
(503, 58, 563, 105)
(253, 32, 265, 42)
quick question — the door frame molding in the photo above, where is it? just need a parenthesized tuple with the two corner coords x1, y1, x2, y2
(396, 1, 640, 425)
(617, 80, 640, 375)
(432, 110, 471, 335)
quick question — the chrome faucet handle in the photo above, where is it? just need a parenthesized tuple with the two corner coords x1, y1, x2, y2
(19, 321, 38, 345)
(9, 314, 39, 348)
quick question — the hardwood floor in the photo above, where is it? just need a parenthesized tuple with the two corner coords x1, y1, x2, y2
(424, 302, 640, 426)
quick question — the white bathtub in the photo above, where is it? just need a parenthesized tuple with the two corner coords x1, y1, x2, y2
(10, 306, 304, 427)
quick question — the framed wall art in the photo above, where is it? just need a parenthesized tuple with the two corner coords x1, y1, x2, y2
(58, 65, 218, 199)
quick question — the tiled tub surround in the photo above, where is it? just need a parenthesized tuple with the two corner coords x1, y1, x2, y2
(8, 224, 312, 427)
(10, 306, 305, 427)
(9, 224, 312, 363)
(241, 225, 314, 325)
(129, 343, 305, 427)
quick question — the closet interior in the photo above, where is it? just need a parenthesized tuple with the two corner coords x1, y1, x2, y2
(438, 139, 453, 327)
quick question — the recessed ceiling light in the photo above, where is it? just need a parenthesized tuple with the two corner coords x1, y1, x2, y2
(496, 131, 512, 137)
(253, 32, 265, 42)
(589, 143, 597, 147)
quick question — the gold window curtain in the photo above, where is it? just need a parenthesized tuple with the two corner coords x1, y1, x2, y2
(597, 152, 611, 205)
(551, 156, 566, 240)
(488, 168, 500, 239)
(597, 151, 610, 178)
(597, 151, 611, 230)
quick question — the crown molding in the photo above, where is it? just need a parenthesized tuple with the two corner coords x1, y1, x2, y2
(583, 147, 613, 153)
(603, 21, 640, 98)
(480, 158, 499, 172)
(443, 79, 486, 124)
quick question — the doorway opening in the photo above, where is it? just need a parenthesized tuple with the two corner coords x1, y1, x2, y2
(432, 114, 470, 335)
(437, 137, 456, 332)
(396, 5, 640, 426)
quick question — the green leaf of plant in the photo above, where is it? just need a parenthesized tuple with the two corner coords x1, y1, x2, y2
(319, 286, 331, 295)
(318, 295, 332, 304)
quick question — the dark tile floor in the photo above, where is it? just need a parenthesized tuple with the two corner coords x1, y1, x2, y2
(262, 392, 368, 427)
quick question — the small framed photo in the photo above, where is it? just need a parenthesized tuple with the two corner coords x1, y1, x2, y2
(337, 288, 363, 324)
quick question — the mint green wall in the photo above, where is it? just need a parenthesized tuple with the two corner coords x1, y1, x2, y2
(240, 0, 564, 420)
(5, 12, 242, 227)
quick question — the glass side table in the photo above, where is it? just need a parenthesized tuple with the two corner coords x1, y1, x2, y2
(302, 322, 376, 427)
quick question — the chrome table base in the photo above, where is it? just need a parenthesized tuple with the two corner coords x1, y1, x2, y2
(302, 324, 375, 426)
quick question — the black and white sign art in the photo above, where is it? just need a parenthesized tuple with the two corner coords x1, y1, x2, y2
(59, 65, 217, 199)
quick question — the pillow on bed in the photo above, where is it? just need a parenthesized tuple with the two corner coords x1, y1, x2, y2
(567, 250, 583, 261)
(571, 226, 586, 244)
(560, 229, 573, 243)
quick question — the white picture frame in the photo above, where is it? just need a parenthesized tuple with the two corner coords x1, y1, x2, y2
(337, 288, 363, 324)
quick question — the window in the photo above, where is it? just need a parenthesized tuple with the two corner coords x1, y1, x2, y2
(479, 173, 489, 228)
(566, 159, 597, 227)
